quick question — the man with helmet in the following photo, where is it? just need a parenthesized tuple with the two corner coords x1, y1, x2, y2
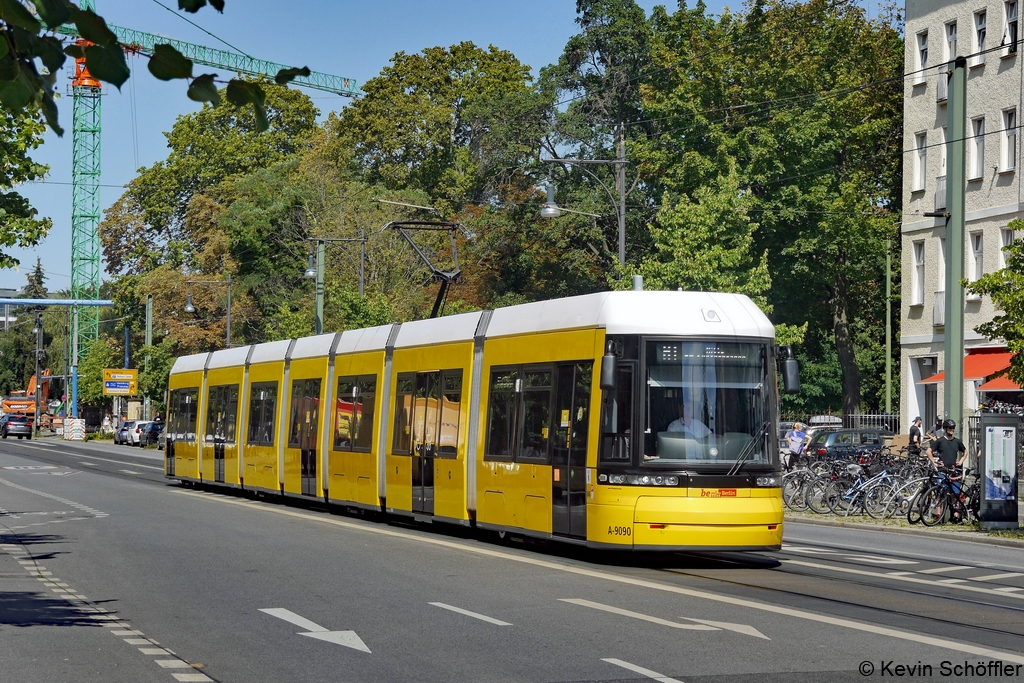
(926, 419, 967, 470)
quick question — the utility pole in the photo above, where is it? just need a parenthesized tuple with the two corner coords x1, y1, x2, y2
(885, 239, 891, 415)
(144, 294, 152, 421)
(615, 122, 626, 267)
(944, 56, 967, 434)
(315, 240, 325, 335)
(33, 312, 43, 436)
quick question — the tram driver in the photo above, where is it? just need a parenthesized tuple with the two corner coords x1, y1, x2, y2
(666, 402, 712, 439)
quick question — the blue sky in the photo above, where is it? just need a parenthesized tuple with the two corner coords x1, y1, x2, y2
(8, 0, 744, 292)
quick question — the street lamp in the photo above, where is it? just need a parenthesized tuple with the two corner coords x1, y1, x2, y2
(302, 233, 368, 335)
(182, 274, 233, 348)
(540, 124, 629, 267)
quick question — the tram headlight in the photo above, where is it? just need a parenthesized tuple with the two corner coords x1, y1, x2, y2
(755, 476, 778, 487)
(608, 474, 628, 484)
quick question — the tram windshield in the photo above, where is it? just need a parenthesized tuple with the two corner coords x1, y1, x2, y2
(642, 340, 771, 466)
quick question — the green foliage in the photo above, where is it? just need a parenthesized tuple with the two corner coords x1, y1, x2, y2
(138, 337, 176, 412)
(968, 219, 1024, 388)
(76, 335, 120, 407)
(0, 105, 50, 269)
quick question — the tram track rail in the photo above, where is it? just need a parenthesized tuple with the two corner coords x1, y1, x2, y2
(657, 551, 1024, 646)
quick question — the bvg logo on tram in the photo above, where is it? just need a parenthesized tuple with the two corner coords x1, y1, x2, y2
(700, 489, 737, 498)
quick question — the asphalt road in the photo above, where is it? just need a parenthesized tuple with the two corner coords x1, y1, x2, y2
(2, 437, 1024, 683)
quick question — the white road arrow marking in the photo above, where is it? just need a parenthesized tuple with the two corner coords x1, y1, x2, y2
(259, 608, 370, 653)
(680, 617, 770, 640)
(603, 658, 685, 683)
(560, 599, 717, 630)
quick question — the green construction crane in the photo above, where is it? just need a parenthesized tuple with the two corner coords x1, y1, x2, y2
(54, 4, 359, 409)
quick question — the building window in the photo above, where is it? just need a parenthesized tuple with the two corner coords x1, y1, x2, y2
(912, 240, 926, 305)
(938, 237, 947, 292)
(1001, 228, 1016, 268)
(1004, 109, 1017, 171)
(917, 31, 929, 81)
(971, 117, 986, 178)
(1005, 1, 1018, 54)
(946, 21, 958, 59)
(914, 132, 928, 191)
(970, 232, 984, 281)
(974, 10, 987, 65)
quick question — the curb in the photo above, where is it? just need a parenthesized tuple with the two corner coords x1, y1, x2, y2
(785, 514, 1024, 549)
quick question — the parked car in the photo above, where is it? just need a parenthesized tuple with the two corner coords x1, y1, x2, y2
(0, 413, 33, 439)
(805, 428, 894, 459)
(143, 421, 165, 448)
(115, 420, 135, 445)
(129, 421, 151, 447)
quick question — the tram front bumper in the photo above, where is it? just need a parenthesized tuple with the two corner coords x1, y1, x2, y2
(633, 492, 783, 549)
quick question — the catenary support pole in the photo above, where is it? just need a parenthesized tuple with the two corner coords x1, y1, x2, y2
(144, 294, 152, 420)
(944, 56, 967, 434)
(226, 273, 232, 348)
(315, 240, 325, 335)
(616, 122, 626, 268)
(886, 238, 892, 415)
(33, 313, 42, 435)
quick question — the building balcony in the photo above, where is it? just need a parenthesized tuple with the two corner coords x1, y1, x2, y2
(933, 290, 945, 327)
(935, 175, 946, 210)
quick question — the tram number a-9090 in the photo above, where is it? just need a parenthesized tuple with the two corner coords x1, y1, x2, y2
(608, 525, 632, 537)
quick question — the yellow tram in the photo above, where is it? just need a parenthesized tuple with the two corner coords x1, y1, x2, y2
(165, 290, 787, 551)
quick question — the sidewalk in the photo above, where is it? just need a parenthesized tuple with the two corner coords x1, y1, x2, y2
(785, 510, 1024, 549)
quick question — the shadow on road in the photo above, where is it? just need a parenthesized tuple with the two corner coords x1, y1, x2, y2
(0, 591, 107, 627)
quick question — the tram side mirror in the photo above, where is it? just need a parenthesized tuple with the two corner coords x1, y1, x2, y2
(600, 352, 617, 391)
(782, 346, 800, 394)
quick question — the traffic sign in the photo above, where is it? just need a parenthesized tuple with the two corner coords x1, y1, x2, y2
(103, 368, 138, 396)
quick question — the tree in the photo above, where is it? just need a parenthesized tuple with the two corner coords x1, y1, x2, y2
(0, 1, 308, 135)
(968, 219, 1024, 387)
(76, 333, 119, 407)
(0, 105, 50, 269)
(335, 41, 536, 212)
(100, 81, 319, 277)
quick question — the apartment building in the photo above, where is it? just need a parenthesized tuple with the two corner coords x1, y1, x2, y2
(901, 0, 1023, 428)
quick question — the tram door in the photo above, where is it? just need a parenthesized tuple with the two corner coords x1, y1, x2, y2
(411, 372, 440, 515)
(552, 362, 592, 538)
(290, 379, 322, 497)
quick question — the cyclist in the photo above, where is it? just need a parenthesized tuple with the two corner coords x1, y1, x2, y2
(926, 419, 966, 470)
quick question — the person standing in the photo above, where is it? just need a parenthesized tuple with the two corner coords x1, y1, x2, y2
(927, 415, 944, 441)
(909, 416, 923, 455)
(926, 419, 967, 470)
(785, 421, 807, 470)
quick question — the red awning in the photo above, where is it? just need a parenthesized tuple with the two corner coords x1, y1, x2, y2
(977, 376, 1021, 392)
(918, 350, 1013, 384)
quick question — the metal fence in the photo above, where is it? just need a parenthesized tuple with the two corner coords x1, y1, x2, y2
(782, 413, 899, 432)
(965, 414, 1024, 475)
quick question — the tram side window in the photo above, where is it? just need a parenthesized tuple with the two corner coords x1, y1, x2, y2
(485, 368, 518, 460)
(168, 389, 182, 441)
(247, 382, 278, 447)
(334, 375, 377, 452)
(519, 369, 552, 462)
(392, 375, 415, 454)
(600, 365, 633, 463)
(438, 371, 462, 457)
(182, 388, 199, 442)
(288, 379, 322, 448)
(205, 384, 239, 443)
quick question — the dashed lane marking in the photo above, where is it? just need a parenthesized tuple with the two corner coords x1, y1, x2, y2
(119, 470, 141, 475)
(560, 599, 717, 631)
(917, 565, 975, 574)
(10, 442, 164, 471)
(974, 572, 1024, 581)
(0, 542, 205, 682)
(175, 488, 1024, 666)
(428, 602, 512, 626)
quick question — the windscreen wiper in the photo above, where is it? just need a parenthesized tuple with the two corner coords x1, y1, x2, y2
(727, 420, 770, 476)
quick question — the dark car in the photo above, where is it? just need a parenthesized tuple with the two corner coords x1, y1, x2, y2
(0, 414, 33, 439)
(144, 421, 165, 447)
(805, 428, 893, 458)
(114, 420, 135, 445)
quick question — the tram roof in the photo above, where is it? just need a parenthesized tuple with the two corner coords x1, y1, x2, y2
(170, 291, 773, 375)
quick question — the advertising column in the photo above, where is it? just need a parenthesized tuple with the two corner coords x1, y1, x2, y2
(979, 413, 1019, 530)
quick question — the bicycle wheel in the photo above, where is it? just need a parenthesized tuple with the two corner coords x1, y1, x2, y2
(804, 478, 835, 514)
(783, 472, 810, 511)
(864, 483, 894, 519)
(826, 480, 853, 514)
(920, 485, 949, 527)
